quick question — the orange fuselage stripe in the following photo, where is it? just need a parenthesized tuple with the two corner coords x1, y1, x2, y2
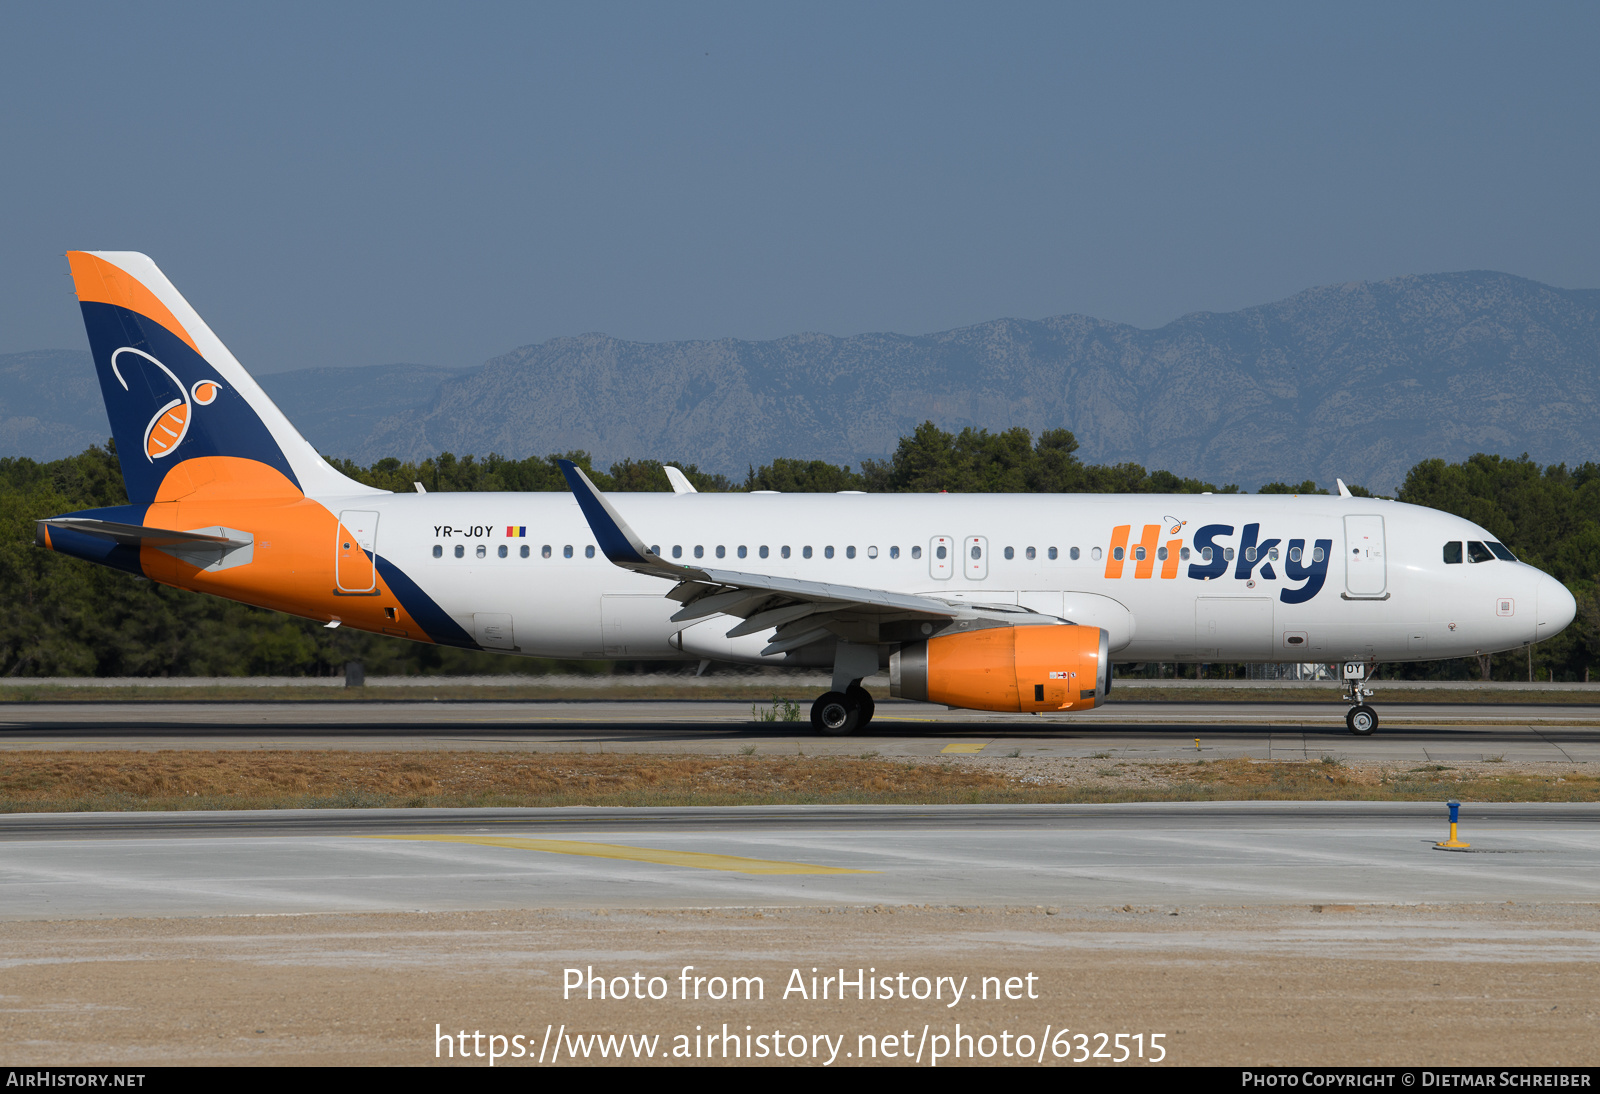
(1105, 525, 1130, 578)
(1132, 524, 1161, 578)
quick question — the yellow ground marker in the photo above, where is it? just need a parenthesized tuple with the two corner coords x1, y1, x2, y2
(940, 742, 987, 754)
(362, 834, 875, 875)
(1435, 800, 1471, 851)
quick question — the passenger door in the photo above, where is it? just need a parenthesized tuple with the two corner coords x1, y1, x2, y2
(1344, 515, 1387, 596)
(335, 510, 379, 593)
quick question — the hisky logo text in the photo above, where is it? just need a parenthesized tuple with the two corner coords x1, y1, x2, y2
(1106, 522, 1334, 604)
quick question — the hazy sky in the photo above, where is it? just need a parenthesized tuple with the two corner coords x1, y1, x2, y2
(3, 2, 1598, 374)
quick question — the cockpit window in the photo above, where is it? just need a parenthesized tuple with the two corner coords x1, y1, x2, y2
(1487, 541, 1517, 561)
(1443, 542, 1462, 564)
(1467, 541, 1494, 564)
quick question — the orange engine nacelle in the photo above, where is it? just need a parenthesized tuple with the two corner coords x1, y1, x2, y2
(889, 624, 1110, 713)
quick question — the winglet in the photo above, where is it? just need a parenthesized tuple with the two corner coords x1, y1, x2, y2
(1336, 478, 1353, 498)
(663, 465, 697, 494)
(559, 459, 704, 578)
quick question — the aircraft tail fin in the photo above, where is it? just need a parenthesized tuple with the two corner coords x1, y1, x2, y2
(66, 251, 381, 507)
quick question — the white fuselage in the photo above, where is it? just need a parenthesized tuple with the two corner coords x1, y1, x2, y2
(313, 490, 1570, 666)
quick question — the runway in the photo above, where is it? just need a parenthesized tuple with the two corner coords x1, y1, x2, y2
(3, 698, 1599, 763)
(4, 802, 1597, 920)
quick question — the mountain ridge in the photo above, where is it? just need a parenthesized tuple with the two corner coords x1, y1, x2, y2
(3, 270, 1596, 491)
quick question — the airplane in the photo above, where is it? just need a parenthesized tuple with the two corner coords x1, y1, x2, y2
(36, 251, 1578, 736)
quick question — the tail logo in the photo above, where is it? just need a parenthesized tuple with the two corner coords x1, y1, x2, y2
(109, 347, 224, 462)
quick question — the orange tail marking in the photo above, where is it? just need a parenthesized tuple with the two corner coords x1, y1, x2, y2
(146, 403, 189, 458)
(1105, 525, 1130, 578)
(1133, 524, 1161, 578)
(67, 252, 202, 357)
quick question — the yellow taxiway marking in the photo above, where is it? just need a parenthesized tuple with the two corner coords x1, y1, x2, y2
(940, 743, 987, 754)
(362, 834, 875, 875)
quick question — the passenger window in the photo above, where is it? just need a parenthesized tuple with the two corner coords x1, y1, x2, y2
(563, 545, 573, 558)
(936, 545, 947, 560)
(1467, 541, 1493, 564)
(846, 546, 856, 559)
(585, 545, 595, 558)
(867, 546, 878, 559)
(782, 546, 791, 558)
(824, 546, 834, 559)
(1025, 546, 1035, 560)
(890, 546, 901, 559)
(1290, 546, 1302, 562)
(803, 546, 813, 559)
(454, 545, 464, 558)
(1443, 542, 1462, 564)
(1133, 546, 1145, 561)
(759, 545, 768, 558)
(1113, 546, 1124, 561)
(651, 545, 660, 555)
(1224, 547, 1235, 561)
(738, 546, 747, 558)
(542, 545, 552, 558)
(672, 545, 682, 558)
(1005, 546, 1015, 560)
(1179, 547, 1190, 561)
(1157, 546, 1167, 561)
(520, 545, 530, 558)
(1488, 541, 1517, 561)
(1245, 547, 1256, 562)
(694, 545, 704, 558)
(477, 545, 487, 559)
(912, 546, 922, 559)
(716, 545, 726, 559)
(1201, 546, 1212, 562)
(432, 545, 442, 558)
(1090, 547, 1101, 561)
(1268, 547, 1278, 561)
(1313, 546, 1325, 562)
(498, 545, 508, 558)
(971, 545, 982, 559)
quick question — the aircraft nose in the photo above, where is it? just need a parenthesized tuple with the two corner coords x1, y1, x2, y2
(1536, 573, 1577, 638)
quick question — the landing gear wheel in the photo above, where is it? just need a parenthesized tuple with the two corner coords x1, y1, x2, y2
(811, 691, 860, 736)
(1346, 704, 1378, 736)
(846, 684, 876, 729)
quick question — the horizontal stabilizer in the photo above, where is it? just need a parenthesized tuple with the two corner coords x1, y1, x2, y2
(37, 517, 250, 549)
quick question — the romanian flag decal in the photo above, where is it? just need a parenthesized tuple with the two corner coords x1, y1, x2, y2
(507, 526, 526, 537)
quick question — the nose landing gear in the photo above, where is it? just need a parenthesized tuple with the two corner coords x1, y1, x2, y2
(1342, 662, 1378, 735)
(1346, 702, 1378, 735)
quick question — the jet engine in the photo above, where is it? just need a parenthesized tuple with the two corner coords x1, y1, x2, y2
(889, 624, 1110, 713)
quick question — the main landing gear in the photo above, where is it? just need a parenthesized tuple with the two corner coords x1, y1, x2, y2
(1342, 663, 1378, 735)
(811, 684, 876, 736)
(811, 642, 880, 736)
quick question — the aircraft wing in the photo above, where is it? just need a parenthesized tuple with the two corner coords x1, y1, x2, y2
(37, 518, 250, 549)
(560, 460, 1043, 653)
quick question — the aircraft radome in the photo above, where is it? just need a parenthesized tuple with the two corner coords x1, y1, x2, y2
(38, 252, 1578, 735)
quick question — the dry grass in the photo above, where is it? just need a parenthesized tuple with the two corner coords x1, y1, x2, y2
(0, 683, 825, 703)
(0, 751, 1596, 812)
